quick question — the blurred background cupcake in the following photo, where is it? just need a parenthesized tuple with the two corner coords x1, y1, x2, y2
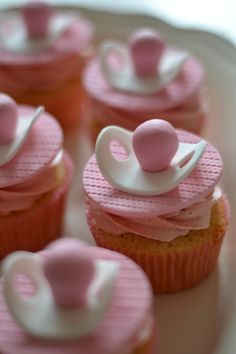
(0, 238, 155, 354)
(83, 119, 230, 293)
(0, 93, 73, 258)
(83, 27, 208, 143)
(0, 0, 94, 132)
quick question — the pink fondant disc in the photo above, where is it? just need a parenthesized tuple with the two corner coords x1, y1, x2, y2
(0, 106, 62, 188)
(83, 130, 223, 217)
(0, 247, 152, 354)
(84, 54, 205, 111)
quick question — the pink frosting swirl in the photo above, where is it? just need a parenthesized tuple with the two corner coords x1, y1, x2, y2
(86, 90, 208, 134)
(0, 151, 65, 214)
(87, 188, 222, 242)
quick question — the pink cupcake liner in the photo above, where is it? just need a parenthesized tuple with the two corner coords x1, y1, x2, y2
(0, 152, 73, 259)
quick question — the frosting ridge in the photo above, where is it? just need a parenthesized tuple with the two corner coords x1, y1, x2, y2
(87, 188, 222, 241)
(0, 150, 65, 214)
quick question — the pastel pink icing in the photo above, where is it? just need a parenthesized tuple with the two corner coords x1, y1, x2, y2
(87, 188, 222, 241)
(0, 246, 153, 354)
(44, 239, 95, 308)
(129, 28, 165, 77)
(0, 94, 18, 144)
(132, 119, 179, 172)
(22, 1, 54, 39)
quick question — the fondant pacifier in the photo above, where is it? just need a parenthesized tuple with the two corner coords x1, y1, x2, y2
(0, 94, 44, 166)
(99, 28, 190, 94)
(95, 119, 206, 196)
(2, 238, 119, 339)
(0, 0, 78, 53)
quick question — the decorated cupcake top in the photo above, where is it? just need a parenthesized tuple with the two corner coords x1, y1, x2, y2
(84, 28, 205, 111)
(0, 93, 63, 213)
(0, 93, 62, 187)
(0, 238, 153, 354)
(84, 119, 223, 218)
(0, 0, 93, 63)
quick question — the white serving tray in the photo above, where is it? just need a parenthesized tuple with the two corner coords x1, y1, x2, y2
(2, 5, 236, 354)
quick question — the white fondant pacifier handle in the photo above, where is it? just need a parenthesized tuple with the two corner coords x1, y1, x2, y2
(2, 252, 49, 326)
(95, 125, 135, 190)
(0, 105, 45, 167)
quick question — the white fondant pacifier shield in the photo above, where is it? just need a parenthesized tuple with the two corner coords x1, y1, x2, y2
(0, 1, 78, 54)
(95, 120, 206, 196)
(0, 105, 44, 167)
(99, 28, 190, 94)
(2, 240, 119, 339)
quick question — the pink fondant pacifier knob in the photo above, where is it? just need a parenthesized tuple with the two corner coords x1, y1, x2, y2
(129, 28, 165, 77)
(0, 94, 18, 145)
(22, 0, 54, 39)
(132, 119, 179, 172)
(44, 239, 95, 308)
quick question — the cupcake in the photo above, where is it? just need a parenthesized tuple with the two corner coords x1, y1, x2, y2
(0, 0, 94, 131)
(0, 237, 155, 354)
(0, 93, 73, 258)
(83, 28, 208, 143)
(83, 119, 230, 293)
